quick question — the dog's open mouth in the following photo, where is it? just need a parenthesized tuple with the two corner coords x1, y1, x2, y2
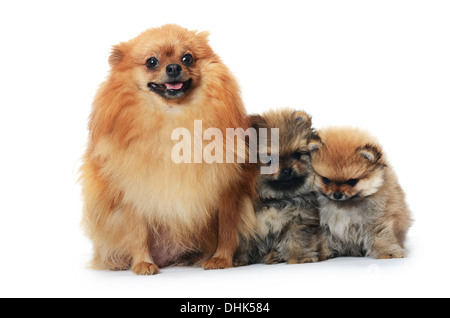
(147, 79, 192, 99)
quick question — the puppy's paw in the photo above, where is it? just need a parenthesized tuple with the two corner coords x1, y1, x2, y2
(233, 259, 248, 267)
(377, 250, 407, 259)
(287, 255, 319, 264)
(319, 254, 334, 262)
(202, 257, 232, 270)
(375, 247, 407, 259)
(300, 256, 319, 264)
(263, 252, 281, 264)
(131, 262, 160, 275)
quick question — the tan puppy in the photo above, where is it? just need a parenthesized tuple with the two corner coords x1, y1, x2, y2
(80, 25, 257, 275)
(309, 127, 412, 259)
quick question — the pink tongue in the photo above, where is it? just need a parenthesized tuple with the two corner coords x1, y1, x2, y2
(165, 82, 183, 90)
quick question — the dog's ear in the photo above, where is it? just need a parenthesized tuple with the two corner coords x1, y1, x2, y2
(357, 144, 382, 163)
(307, 133, 322, 152)
(292, 110, 312, 128)
(248, 114, 267, 130)
(195, 30, 210, 42)
(108, 43, 126, 66)
(193, 30, 214, 57)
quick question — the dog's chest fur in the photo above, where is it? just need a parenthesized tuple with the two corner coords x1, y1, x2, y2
(319, 196, 383, 256)
(256, 196, 316, 236)
(250, 195, 318, 260)
(94, 128, 241, 239)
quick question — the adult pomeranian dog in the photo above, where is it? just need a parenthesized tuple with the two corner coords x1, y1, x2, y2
(234, 109, 322, 265)
(310, 127, 412, 259)
(80, 25, 257, 275)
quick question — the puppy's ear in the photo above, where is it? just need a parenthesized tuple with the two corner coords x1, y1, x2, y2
(196, 30, 210, 42)
(248, 114, 267, 130)
(109, 43, 126, 66)
(307, 133, 322, 152)
(357, 144, 382, 163)
(292, 110, 312, 128)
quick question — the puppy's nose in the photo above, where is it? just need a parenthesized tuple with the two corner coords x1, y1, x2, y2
(166, 64, 182, 78)
(279, 168, 293, 179)
(333, 192, 343, 200)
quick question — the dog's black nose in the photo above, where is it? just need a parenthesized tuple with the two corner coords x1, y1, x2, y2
(333, 192, 343, 200)
(166, 64, 182, 78)
(279, 168, 293, 179)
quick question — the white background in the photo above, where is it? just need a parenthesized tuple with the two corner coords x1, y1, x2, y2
(0, 0, 449, 298)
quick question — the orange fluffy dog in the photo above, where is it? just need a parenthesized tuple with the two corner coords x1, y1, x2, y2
(80, 25, 257, 275)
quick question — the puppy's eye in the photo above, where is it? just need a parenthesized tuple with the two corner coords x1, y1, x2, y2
(322, 177, 330, 185)
(145, 57, 159, 69)
(181, 54, 193, 66)
(292, 152, 302, 160)
(345, 179, 359, 186)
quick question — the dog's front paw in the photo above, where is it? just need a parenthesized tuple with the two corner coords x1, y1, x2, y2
(202, 257, 232, 270)
(376, 250, 407, 259)
(131, 262, 160, 275)
(263, 251, 281, 264)
(233, 259, 248, 267)
(374, 246, 407, 259)
(287, 255, 319, 264)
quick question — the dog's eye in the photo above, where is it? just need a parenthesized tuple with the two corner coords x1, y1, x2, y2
(345, 179, 359, 186)
(322, 177, 330, 185)
(181, 54, 193, 66)
(292, 152, 302, 160)
(145, 57, 159, 69)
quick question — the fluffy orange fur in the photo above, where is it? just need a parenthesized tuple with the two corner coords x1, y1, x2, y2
(80, 25, 257, 275)
(311, 127, 384, 182)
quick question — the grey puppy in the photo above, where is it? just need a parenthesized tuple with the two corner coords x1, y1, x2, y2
(234, 109, 322, 265)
